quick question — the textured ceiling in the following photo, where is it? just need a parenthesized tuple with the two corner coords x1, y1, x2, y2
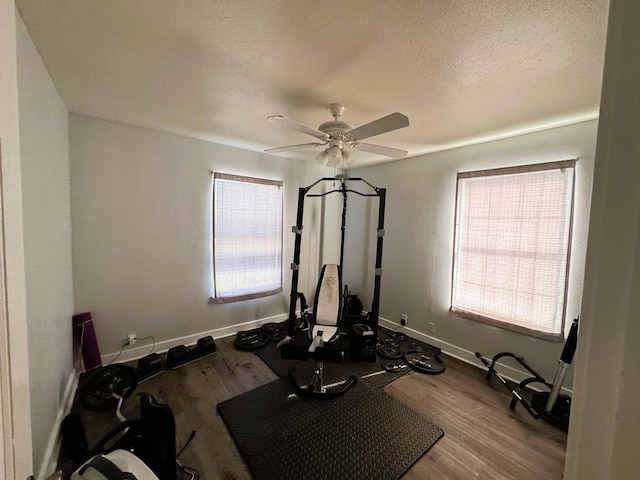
(16, 0, 609, 166)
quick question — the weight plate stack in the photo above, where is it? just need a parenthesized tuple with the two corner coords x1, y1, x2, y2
(269, 331, 286, 342)
(381, 361, 406, 373)
(403, 350, 445, 374)
(78, 364, 139, 411)
(261, 322, 285, 333)
(389, 332, 407, 342)
(376, 344, 403, 360)
(234, 329, 270, 350)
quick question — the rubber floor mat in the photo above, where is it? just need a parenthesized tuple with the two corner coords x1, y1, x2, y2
(217, 377, 444, 480)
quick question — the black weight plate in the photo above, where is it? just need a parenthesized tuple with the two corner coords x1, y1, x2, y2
(380, 337, 400, 348)
(376, 344, 403, 360)
(403, 350, 445, 374)
(269, 331, 286, 342)
(261, 322, 284, 333)
(381, 361, 405, 373)
(234, 330, 270, 350)
(78, 364, 139, 412)
(408, 341, 426, 350)
(389, 332, 407, 342)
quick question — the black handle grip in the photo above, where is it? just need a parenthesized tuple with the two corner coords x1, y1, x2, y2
(560, 318, 579, 364)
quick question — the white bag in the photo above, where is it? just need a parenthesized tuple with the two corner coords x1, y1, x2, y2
(71, 450, 159, 480)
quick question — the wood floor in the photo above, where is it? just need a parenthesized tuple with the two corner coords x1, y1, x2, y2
(63, 336, 567, 479)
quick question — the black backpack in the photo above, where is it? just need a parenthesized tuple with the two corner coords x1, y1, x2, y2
(343, 286, 364, 316)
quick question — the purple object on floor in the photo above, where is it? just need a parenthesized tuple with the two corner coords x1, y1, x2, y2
(73, 312, 102, 372)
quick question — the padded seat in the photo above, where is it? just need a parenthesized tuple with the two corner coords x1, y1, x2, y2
(283, 263, 357, 398)
(310, 264, 342, 343)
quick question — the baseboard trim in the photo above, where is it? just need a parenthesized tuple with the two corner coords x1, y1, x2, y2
(103, 314, 572, 396)
(379, 317, 571, 395)
(379, 317, 490, 368)
(38, 368, 80, 480)
(101, 313, 570, 391)
(101, 313, 289, 364)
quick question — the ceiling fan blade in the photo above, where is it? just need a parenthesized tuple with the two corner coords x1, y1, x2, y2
(347, 112, 409, 141)
(265, 142, 325, 153)
(267, 115, 328, 140)
(353, 142, 408, 158)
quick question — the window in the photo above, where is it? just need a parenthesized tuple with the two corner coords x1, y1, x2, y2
(213, 173, 283, 302)
(451, 160, 575, 338)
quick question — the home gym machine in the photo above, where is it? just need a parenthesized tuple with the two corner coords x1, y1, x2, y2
(279, 174, 386, 396)
(284, 173, 386, 339)
(476, 317, 579, 431)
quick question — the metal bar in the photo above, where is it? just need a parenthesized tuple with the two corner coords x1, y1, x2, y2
(489, 352, 547, 384)
(545, 365, 569, 412)
(546, 317, 579, 411)
(287, 187, 307, 337)
(308, 189, 379, 198)
(339, 181, 347, 269)
(369, 188, 386, 336)
(476, 352, 540, 419)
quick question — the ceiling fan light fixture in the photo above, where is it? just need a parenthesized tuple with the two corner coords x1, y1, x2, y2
(315, 149, 329, 165)
(342, 151, 356, 167)
(326, 145, 343, 166)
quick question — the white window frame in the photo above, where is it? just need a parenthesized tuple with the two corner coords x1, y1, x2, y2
(451, 160, 576, 339)
(212, 172, 283, 303)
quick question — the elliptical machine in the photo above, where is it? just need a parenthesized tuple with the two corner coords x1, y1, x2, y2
(476, 317, 579, 431)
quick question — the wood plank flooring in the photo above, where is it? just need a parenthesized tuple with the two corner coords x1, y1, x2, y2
(61, 336, 566, 479)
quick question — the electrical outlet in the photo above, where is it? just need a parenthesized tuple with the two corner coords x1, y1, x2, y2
(401, 314, 408, 326)
(127, 333, 136, 345)
(428, 322, 436, 334)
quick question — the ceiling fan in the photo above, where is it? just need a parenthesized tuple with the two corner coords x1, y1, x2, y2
(265, 103, 410, 167)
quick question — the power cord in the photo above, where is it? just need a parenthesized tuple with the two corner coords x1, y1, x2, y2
(392, 322, 405, 332)
(106, 342, 128, 365)
(176, 460, 199, 480)
(106, 335, 156, 366)
(177, 429, 197, 457)
(135, 335, 156, 357)
(176, 429, 199, 479)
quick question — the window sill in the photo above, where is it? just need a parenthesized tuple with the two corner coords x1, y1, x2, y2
(450, 307, 565, 341)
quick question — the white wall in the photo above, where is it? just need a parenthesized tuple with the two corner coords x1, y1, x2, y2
(70, 115, 337, 357)
(348, 120, 597, 381)
(16, 13, 75, 479)
(565, 0, 640, 477)
(0, 2, 33, 478)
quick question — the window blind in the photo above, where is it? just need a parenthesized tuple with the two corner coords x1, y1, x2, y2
(451, 161, 575, 338)
(213, 173, 283, 302)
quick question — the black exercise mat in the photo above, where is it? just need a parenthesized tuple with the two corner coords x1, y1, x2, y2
(255, 326, 440, 389)
(217, 377, 444, 480)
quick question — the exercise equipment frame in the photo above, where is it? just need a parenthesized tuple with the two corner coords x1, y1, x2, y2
(475, 317, 579, 430)
(286, 175, 386, 338)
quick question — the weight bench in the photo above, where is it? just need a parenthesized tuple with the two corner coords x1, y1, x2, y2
(281, 264, 357, 397)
